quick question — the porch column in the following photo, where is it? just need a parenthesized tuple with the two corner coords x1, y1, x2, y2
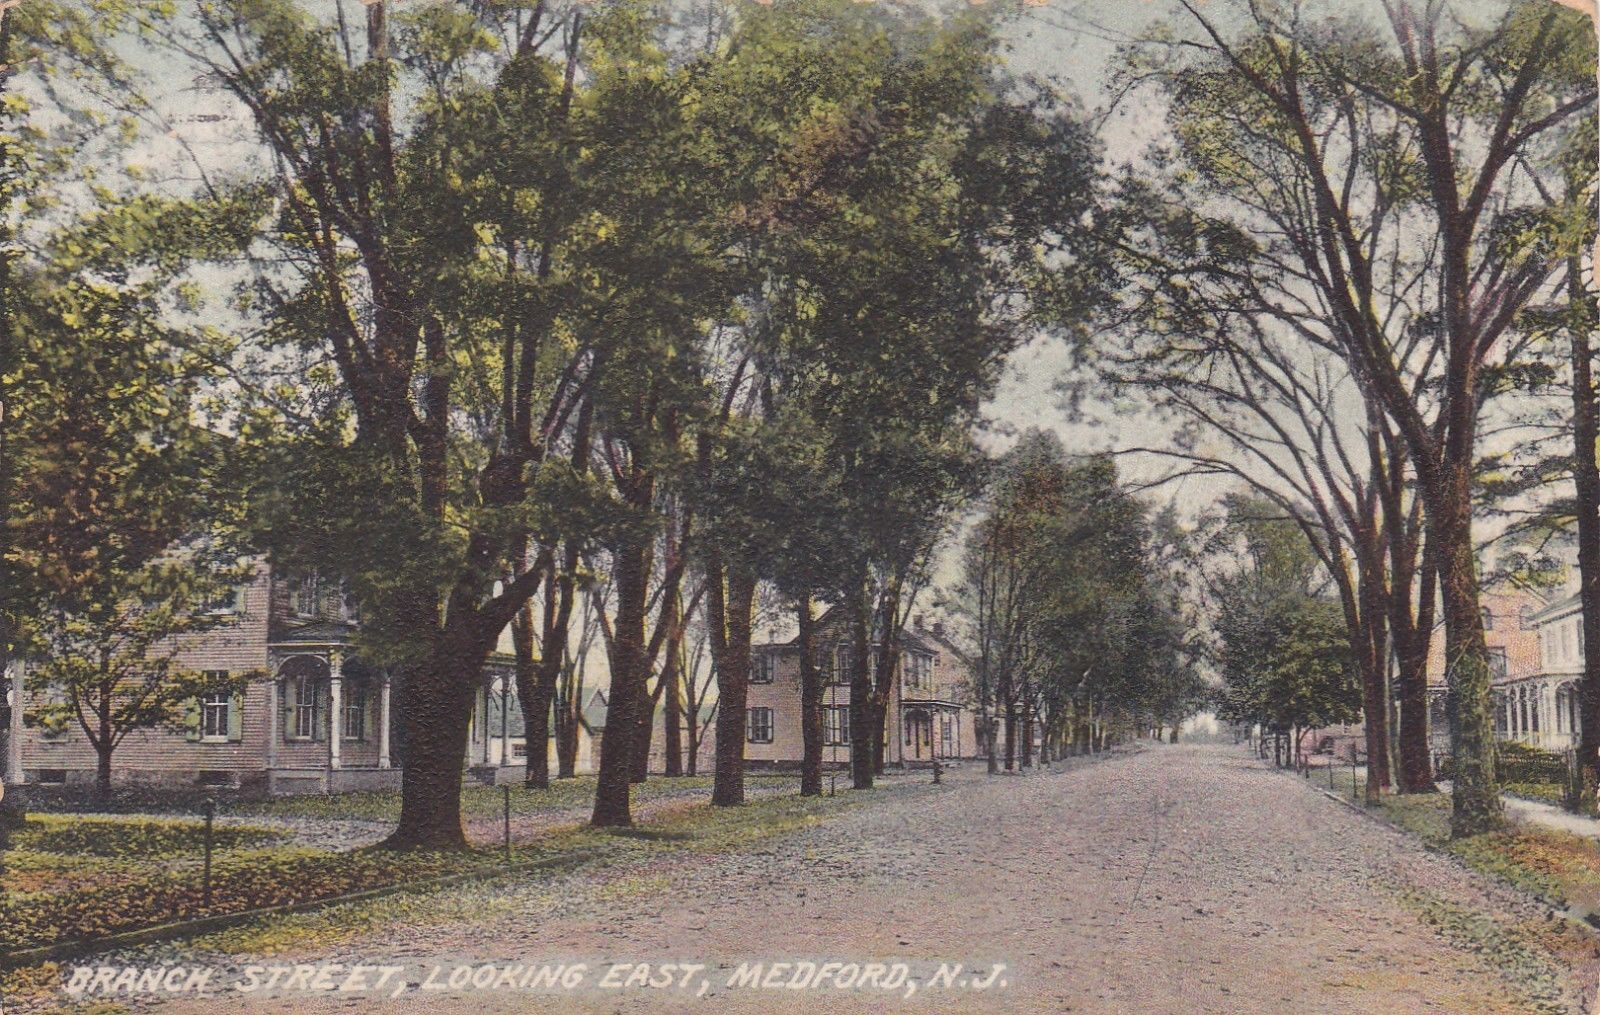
(498, 673, 510, 768)
(328, 650, 343, 771)
(1544, 682, 1559, 746)
(266, 670, 279, 770)
(378, 672, 392, 769)
(5, 659, 23, 784)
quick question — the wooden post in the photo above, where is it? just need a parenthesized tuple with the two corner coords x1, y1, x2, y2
(202, 797, 216, 910)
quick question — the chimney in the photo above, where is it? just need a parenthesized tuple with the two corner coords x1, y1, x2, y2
(932, 621, 945, 639)
(914, 613, 925, 631)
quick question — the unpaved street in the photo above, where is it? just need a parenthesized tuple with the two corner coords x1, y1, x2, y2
(122, 744, 1600, 1013)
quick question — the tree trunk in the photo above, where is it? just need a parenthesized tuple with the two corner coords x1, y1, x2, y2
(1358, 565, 1392, 805)
(1004, 699, 1016, 771)
(709, 563, 756, 807)
(1434, 477, 1502, 837)
(799, 595, 823, 797)
(631, 675, 664, 784)
(512, 592, 555, 791)
(95, 742, 113, 800)
(383, 651, 481, 850)
(662, 621, 684, 777)
(849, 578, 874, 790)
(1021, 698, 1034, 769)
(1569, 262, 1600, 814)
(592, 536, 651, 828)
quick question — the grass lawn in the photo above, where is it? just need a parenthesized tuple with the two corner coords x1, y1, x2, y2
(1303, 765, 1600, 1013)
(0, 772, 874, 960)
(229, 772, 801, 822)
(0, 778, 898, 1011)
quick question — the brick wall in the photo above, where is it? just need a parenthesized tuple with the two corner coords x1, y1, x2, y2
(22, 561, 276, 786)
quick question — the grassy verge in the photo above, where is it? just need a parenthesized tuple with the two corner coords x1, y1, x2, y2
(0, 777, 902, 1010)
(1303, 765, 1600, 1013)
(228, 773, 801, 823)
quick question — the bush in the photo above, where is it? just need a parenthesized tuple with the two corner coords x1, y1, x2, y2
(1498, 742, 1570, 786)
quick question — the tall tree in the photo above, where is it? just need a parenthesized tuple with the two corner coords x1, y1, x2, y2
(1107, 0, 1593, 834)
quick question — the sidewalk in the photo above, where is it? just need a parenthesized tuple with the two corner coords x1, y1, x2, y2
(1300, 762, 1600, 839)
(1501, 793, 1600, 838)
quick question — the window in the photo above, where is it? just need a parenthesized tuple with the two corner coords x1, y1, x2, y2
(1488, 648, 1508, 681)
(753, 652, 776, 684)
(834, 646, 853, 685)
(343, 682, 366, 740)
(511, 741, 528, 759)
(904, 653, 930, 691)
(341, 585, 361, 623)
(204, 586, 246, 615)
(292, 575, 319, 618)
(290, 675, 319, 740)
(1481, 606, 1494, 632)
(746, 707, 774, 744)
(824, 706, 851, 746)
(198, 671, 235, 742)
(200, 690, 231, 741)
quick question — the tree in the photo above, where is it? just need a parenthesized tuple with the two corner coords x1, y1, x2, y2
(9, 193, 255, 796)
(1211, 500, 1363, 756)
(0, 0, 161, 823)
(1105, 0, 1593, 835)
(168, 0, 717, 847)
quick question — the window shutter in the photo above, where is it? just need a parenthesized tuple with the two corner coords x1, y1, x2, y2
(312, 681, 326, 742)
(184, 697, 201, 742)
(281, 681, 296, 742)
(228, 689, 244, 742)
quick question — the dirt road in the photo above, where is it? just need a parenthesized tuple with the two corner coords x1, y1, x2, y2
(102, 744, 1600, 1013)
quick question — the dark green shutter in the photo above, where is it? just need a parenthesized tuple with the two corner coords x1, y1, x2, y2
(281, 681, 296, 741)
(312, 681, 326, 742)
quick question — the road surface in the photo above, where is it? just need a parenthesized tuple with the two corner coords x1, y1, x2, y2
(97, 745, 1600, 1013)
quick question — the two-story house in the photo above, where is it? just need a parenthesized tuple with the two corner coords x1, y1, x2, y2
(744, 613, 979, 769)
(11, 558, 537, 795)
(1496, 591, 1587, 750)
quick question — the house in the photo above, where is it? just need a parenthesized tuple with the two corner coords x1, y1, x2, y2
(1420, 589, 1542, 746)
(1301, 589, 1546, 765)
(571, 688, 719, 776)
(1493, 590, 1587, 750)
(744, 612, 980, 769)
(11, 559, 540, 795)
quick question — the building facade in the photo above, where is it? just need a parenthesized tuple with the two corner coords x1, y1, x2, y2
(1421, 589, 1546, 752)
(1492, 591, 1585, 750)
(11, 559, 543, 794)
(745, 614, 980, 769)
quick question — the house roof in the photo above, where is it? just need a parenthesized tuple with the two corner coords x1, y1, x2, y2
(268, 620, 357, 646)
(1531, 591, 1582, 625)
(578, 689, 716, 732)
(753, 606, 938, 656)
